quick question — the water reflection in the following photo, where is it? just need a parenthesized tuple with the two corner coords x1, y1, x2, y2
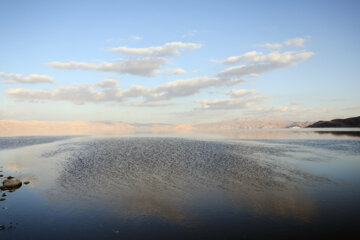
(315, 131, 360, 138)
(191, 129, 360, 139)
(0, 134, 359, 239)
(51, 138, 326, 222)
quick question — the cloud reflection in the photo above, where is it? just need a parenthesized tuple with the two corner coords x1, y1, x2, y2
(52, 138, 327, 222)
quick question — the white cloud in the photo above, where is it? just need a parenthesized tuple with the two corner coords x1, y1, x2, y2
(228, 89, 259, 97)
(5, 38, 314, 113)
(262, 37, 307, 49)
(196, 97, 264, 110)
(264, 43, 283, 49)
(171, 68, 187, 75)
(48, 57, 168, 77)
(6, 76, 246, 104)
(111, 41, 202, 57)
(149, 77, 245, 101)
(220, 51, 313, 65)
(6, 85, 108, 105)
(221, 51, 264, 65)
(95, 78, 120, 88)
(195, 89, 266, 110)
(218, 51, 314, 77)
(284, 38, 306, 47)
(48, 41, 201, 77)
(0, 72, 55, 84)
(162, 68, 187, 76)
(124, 101, 176, 107)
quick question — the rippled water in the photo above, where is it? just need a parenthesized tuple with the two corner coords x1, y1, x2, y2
(0, 130, 359, 239)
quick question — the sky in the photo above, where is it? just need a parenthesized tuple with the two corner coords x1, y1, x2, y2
(0, 0, 359, 124)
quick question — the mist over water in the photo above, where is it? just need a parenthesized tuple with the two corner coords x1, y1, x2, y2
(0, 131, 359, 239)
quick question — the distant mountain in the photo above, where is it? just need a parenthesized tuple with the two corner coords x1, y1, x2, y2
(195, 117, 312, 130)
(0, 120, 135, 136)
(307, 116, 360, 128)
(0, 117, 313, 136)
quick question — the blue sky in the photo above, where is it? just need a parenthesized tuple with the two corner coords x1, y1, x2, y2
(0, 0, 359, 124)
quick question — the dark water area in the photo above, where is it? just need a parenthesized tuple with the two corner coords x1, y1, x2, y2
(0, 135, 76, 150)
(0, 130, 360, 239)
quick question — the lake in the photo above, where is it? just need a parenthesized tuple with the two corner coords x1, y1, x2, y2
(0, 129, 359, 239)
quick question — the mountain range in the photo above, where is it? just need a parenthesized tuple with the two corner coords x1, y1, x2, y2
(307, 116, 360, 128)
(195, 117, 311, 130)
(3, 116, 359, 137)
(0, 118, 312, 136)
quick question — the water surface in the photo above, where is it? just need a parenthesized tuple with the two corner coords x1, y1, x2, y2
(0, 129, 359, 239)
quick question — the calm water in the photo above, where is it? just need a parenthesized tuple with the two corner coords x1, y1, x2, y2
(0, 130, 359, 239)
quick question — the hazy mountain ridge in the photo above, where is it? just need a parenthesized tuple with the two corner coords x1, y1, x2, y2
(0, 120, 135, 136)
(195, 117, 312, 130)
(0, 118, 312, 136)
(307, 116, 360, 128)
